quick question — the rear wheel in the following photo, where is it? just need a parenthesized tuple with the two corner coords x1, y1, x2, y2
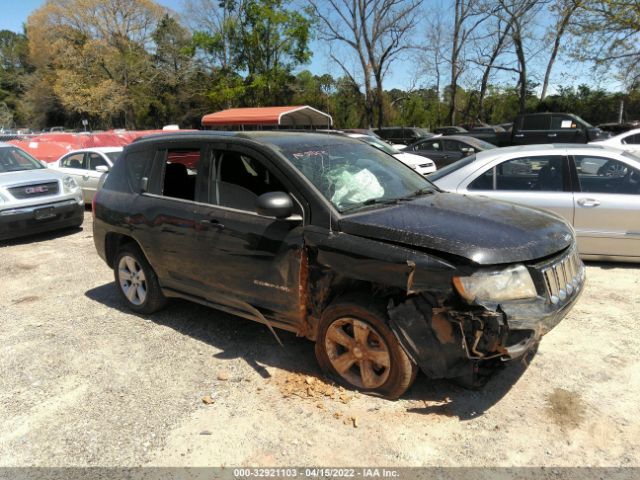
(114, 244, 167, 314)
(315, 295, 417, 399)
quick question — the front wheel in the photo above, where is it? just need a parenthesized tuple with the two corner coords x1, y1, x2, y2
(114, 244, 167, 314)
(315, 295, 417, 399)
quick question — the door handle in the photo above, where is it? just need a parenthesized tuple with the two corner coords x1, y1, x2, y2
(83, 175, 90, 180)
(514, 134, 524, 138)
(547, 133, 557, 138)
(577, 198, 600, 207)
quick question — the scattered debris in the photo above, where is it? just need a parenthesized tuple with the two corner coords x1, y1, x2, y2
(217, 371, 230, 381)
(201, 395, 215, 405)
(276, 372, 342, 401)
(199, 430, 212, 435)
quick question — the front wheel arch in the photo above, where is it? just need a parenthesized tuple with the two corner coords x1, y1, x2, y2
(315, 293, 417, 399)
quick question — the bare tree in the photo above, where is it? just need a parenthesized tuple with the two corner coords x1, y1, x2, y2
(418, 13, 448, 125)
(471, 13, 514, 121)
(447, 0, 493, 125)
(496, 0, 545, 113)
(184, 0, 244, 70)
(310, 0, 422, 128)
(540, 0, 580, 100)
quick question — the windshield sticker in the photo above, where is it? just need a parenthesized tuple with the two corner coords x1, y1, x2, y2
(561, 120, 573, 128)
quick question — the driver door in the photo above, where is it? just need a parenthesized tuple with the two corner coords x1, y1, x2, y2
(465, 154, 575, 225)
(192, 144, 306, 323)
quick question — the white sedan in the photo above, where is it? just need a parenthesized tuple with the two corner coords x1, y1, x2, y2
(590, 128, 640, 154)
(345, 133, 437, 175)
(430, 144, 640, 262)
(51, 147, 123, 203)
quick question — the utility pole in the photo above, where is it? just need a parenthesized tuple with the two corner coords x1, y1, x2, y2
(618, 100, 624, 123)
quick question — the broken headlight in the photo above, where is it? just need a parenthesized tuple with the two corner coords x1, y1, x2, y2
(453, 264, 537, 303)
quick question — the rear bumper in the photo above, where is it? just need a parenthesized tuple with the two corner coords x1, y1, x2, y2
(0, 199, 84, 240)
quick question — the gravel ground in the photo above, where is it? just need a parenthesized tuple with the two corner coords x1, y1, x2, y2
(1, 211, 639, 467)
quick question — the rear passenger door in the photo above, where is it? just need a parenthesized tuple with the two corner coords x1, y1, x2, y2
(192, 143, 306, 323)
(513, 115, 551, 145)
(465, 154, 575, 224)
(135, 143, 207, 295)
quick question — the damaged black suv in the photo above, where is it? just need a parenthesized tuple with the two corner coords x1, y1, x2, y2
(93, 132, 585, 399)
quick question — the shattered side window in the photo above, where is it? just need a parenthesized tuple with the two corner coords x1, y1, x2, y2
(280, 142, 434, 213)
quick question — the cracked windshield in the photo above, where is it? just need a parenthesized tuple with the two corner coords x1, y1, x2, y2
(281, 141, 435, 212)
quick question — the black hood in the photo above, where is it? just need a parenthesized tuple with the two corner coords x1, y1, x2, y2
(339, 192, 573, 265)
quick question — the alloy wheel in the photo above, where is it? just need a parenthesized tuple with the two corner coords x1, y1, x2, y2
(118, 255, 147, 306)
(324, 317, 391, 389)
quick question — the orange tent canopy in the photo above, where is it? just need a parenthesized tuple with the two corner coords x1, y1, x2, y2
(201, 106, 333, 128)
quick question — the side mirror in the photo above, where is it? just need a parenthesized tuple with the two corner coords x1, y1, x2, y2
(95, 165, 109, 173)
(256, 191, 294, 219)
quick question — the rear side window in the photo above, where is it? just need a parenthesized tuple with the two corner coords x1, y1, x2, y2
(623, 134, 640, 145)
(160, 149, 201, 201)
(469, 155, 565, 191)
(442, 140, 464, 152)
(522, 115, 550, 131)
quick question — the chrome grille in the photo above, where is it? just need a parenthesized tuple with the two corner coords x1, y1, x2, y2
(8, 181, 59, 199)
(541, 248, 584, 304)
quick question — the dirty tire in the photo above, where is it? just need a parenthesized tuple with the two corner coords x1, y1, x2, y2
(315, 294, 417, 400)
(114, 243, 167, 315)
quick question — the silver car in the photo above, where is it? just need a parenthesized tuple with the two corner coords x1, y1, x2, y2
(0, 143, 84, 240)
(430, 144, 640, 262)
(51, 147, 123, 203)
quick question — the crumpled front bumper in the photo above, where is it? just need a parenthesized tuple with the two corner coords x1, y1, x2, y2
(500, 281, 584, 360)
(388, 249, 586, 380)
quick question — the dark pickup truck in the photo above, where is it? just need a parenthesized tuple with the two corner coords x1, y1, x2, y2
(457, 113, 609, 147)
(93, 132, 584, 398)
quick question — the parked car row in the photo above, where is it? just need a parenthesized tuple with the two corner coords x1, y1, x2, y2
(383, 112, 612, 148)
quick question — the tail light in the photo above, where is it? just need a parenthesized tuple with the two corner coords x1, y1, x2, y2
(92, 192, 97, 219)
